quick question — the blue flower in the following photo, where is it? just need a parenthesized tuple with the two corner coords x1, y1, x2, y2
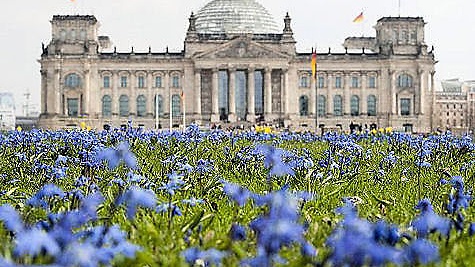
(255, 144, 295, 177)
(159, 172, 184, 195)
(117, 186, 156, 219)
(14, 228, 60, 257)
(96, 142, 137, 170)
(27, 184, 65, 210)
(182, 197, 204, 206)
(0, 204, 24, 232)
(181, 247, 226, 266)
(469, 223, 475, 236)
(230, 223, 247, 241)
(412, 199, 450, 238)
(402, 239, 439, 265)
(222, 180, 251, 206)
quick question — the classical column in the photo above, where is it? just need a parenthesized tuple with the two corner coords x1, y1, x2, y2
(164, 71, 171, 128)
(419, 70, 427, 114)
(194, 69, 201, 117)
(147, 71, 153, 116)
(310, 73, 316, 116)
(228, 68, 236, 122)
(40, 70, 47, 114)
(390, 71, 397, 115)
(130, 71, 136, 116)
(54, 68, 61, 115)
(211, 68, 220, 122)
(83, 68, 90, 115)
(361, 72, 367, 115)
(264, 68, 272, 115)
(327, 73, 333, 115)
(344, 73, 350, 115)
(247, 67, 255, 122)
(111, 71, 118, 116)
(283, 69, 289, 115)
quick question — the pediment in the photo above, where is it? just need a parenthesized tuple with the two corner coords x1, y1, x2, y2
(193, 38, 289, 59)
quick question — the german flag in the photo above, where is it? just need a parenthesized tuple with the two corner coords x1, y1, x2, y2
(311, 49, 317, 79)
(353, 12, 364, 23)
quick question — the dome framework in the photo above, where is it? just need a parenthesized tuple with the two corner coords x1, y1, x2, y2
(194, 0, 279, 34)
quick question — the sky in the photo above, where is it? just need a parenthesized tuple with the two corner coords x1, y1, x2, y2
(1, 0, 473, 115)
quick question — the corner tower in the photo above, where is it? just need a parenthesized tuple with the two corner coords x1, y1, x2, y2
(374, 17, 428, 56)
(45, 15, 100, 56)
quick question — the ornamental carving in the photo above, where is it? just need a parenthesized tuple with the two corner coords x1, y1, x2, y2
(202, 41, 284, 59)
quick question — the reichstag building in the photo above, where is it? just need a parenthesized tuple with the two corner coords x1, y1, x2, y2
(38, 0, 437, 132)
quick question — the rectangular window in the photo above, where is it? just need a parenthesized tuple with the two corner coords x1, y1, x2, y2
(103, 76, 110, 88)
(335, 76, 342, 88)
(368, 76, 376, 88)
(67, 98, 79, 117)
(351, 77, 359, 88)
(317, 76, 325, 88)
(155, 76, 162, 88)
(138, 76, 145, 88)
(120, 76, 128, 88)
(300, 76, 309, 88)
(172, 75, 180, 88)
(400, 98, 411, 116)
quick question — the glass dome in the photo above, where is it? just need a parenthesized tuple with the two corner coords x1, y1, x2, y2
(195, 0, 279, 34)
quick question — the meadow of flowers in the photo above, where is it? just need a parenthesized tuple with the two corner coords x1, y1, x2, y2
(0, 123, 474, 266)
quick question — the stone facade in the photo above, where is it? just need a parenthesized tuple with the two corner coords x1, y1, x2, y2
(434, 79, 475, 133)
(38, 3, 437, 132)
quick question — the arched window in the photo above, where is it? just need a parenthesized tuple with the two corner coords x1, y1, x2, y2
(397, 74, 413, 88)
(299, 95, 309, 116)
(154, 95, 163, 117)
(317, 95, 326, 117)
(367, 95, 377, 116)
(351, 95, 360, 116)
(102, 95, 112, 117)
(119, 95, 129, 117)
(172, 94, 181, 116)
(136, 95, 146, 117)
(65, 73, 81, 88)
(333, 95, 342, 116)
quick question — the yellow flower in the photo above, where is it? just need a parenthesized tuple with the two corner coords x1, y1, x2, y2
(378, 128, 384, 133)
(264, 126, 272, 134)
(371, 129, 377, 135)
(385, 127, 392, 133)
(86, 126, 92, 131)
(16, 126, 22, 131)
(79, 122, 87, 130)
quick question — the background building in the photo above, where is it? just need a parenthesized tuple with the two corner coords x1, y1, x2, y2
(0, 92, 16, 131)
(38, 0, 437, 132)
(433, 79, 475, 133)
